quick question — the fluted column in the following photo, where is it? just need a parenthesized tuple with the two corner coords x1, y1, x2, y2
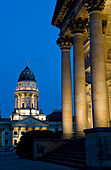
(83, 0, 108, 127)
(57, 37, 73, 139)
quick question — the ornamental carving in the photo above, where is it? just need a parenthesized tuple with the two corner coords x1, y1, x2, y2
(16, 117, 44, 125)
(57, 37, 72, 50)
(68, 17, 89, 34)
(83, 0, 107, 12)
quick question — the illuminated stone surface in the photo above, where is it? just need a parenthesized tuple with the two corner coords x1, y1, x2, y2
(73, 33, 87, 135)
(57, 37, 73, 139)
(89, 11, 108, 127)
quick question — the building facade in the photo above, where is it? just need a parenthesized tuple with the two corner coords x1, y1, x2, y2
(0, 64, 47, 147)
(52, 0, 111, 138)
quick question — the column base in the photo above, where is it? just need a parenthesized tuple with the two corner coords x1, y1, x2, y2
(62, 133, 73, 139)
(74, 131, 85, 138)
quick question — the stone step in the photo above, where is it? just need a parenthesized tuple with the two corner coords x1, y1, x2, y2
(41, 139, 86, 169)
(46, 155, 86, 164)
(55, 150, 86, 155)
(52, 153, 86, 159)
(42, 158, 86, 169)
(59, 148, 86, 152)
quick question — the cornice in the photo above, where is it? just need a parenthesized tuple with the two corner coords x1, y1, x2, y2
(83, 0, 107, 12)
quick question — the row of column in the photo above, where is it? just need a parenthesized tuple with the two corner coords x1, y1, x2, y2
(15, 93, 39, 110)
(57, 5, 109, 138)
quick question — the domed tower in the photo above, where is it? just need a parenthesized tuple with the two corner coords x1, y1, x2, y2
(11, 63, 43, 121)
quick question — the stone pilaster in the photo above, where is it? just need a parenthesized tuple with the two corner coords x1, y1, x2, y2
(83, 0, 108, 127)
(57, 37, 73, 139)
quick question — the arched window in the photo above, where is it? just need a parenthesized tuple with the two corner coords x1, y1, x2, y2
(22, 103, 24, 108)
(32, 103, 33, 108)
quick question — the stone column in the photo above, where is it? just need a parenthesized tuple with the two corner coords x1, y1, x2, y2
(57, 37, 73, 139)
(15, 95, 17, 109)
(18, 94, 20, 109)
(18, 94, 21, 109)
(107, 81, 111, 122)
(37, 95, 39, 110)
(34, 95, 37, 109)
(24, 93, 26, 108)
(73, 33, 87, 135)
(68, 17, 88, 136)
(30, 94, 32, 108)
(18, 127, 21, 140)
(90, 11, 108, 127)
(83, 0, 108, 127)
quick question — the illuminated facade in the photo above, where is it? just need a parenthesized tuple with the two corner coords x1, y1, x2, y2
(52, 0, 111, 138)
(0, 64, 47, 147)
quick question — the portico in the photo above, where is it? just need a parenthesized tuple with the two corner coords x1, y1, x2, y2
(52, 0, 111, 138)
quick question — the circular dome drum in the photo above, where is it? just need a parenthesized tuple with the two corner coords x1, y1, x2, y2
(18, 65, 36, 82)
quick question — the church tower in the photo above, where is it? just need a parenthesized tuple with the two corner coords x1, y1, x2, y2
(10, 63, 46, 121)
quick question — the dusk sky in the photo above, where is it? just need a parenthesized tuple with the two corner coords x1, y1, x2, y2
(0, 0, 74, 118)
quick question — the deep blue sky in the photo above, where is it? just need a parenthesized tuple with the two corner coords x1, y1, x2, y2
(0, 0, 73, 118)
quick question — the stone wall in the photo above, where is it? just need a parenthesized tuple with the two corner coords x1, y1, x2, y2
(84, 128, 111, 170)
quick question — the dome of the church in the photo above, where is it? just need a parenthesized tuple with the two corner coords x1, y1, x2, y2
(18, 65, 36, 82)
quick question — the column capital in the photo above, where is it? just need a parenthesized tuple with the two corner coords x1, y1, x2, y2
(83, 0, 106, 12)
(68, 17, 89, 35)
(57, 37, 72, 51)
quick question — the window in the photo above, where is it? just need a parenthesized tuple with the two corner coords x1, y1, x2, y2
(22, 103, 24, 108)
(5, 132, 8, 135)
(32, 103, 33, 108)
(5, 140, 8, 146)
(14, 131, 17, 135)
(21, 131, 24, 135)
(14, 140, 17, 146)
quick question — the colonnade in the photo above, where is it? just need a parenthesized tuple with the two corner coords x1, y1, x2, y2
(57, 1, 109, 138)
(15, 93, 39, 110)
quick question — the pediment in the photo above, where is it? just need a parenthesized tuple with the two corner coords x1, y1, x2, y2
(12, 117, 47, 126)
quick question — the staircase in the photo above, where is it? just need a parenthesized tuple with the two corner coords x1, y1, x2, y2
(41, 138, 86, 169)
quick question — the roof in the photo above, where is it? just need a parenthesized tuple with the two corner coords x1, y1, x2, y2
(18, 65, 36, 82)
(0, 118, 11, 122)
(47, 111, 62, 122)
(51, 0, 65, 26)
(46, 111, 75, 122)
(11, 116, 48, 126)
